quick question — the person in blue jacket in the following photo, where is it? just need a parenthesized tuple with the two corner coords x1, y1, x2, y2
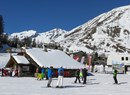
(47, 66, 54, 87)
(41, 66, 45, 80)
(56, 66, 64, 88)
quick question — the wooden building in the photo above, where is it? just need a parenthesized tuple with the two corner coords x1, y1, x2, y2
(6, 55, 35, 77)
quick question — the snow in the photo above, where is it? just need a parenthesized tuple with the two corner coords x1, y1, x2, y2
(26, 48, 85, 69)
(12, 55, 30, 64)
(68, 44, 93, 53)
(10, 30, 37, 40)
(0, 73, 130, 95)
(0, 53, 10, 68)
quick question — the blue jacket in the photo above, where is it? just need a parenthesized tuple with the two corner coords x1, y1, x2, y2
(41, 68, 45, 73)
(48, 68, 54, 78)
(58, 67, 64, 76)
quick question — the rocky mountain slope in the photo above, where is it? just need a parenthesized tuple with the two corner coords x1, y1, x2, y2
(60, 5, 130, 54)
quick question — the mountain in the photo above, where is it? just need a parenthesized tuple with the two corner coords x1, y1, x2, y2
(34, 28, 67, 43)
(60, 5, 130, 54)
(9, 29, 67, 43)
(10, 30, 38, 40)
(9, 5, 130, 54)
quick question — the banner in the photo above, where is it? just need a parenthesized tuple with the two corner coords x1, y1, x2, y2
(80, 56, 85, 64)
(89, 55, 92, 66)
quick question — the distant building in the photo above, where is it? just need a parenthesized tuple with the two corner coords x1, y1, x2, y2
(107, 53, 130, 73)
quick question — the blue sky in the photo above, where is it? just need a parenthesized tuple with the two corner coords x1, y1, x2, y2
(0, 0, 130, 34)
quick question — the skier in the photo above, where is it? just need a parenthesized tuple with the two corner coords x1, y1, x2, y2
(45, 67, 48, 80)
(74, 69, 81, 83)
(56, 66, 64, 88)
(12, 69, 15, 77)
(47, 66, 54, 87)
(79, 69, 83, 81)
(9, 68, 13, 77)
(35, 68, 38, 78)
(1, 68, 4, 76)
(41, 66, 45, 80)
(37, 67, 42, 80)
(113, 69, 118, 84)
(83, 68, 88, 84)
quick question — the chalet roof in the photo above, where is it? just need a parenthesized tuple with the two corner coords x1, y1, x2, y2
(26, 48, 85, 69)
(12, 55, 30, 64)
(0, 53, 10, 68)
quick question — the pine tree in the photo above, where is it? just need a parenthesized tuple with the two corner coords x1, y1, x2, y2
(32, 39, 36, 47)
(0, 15, 4, 35)
(0, 15, 4, 47)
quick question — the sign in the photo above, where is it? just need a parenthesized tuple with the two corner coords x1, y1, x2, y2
(112, 60, 125, 73)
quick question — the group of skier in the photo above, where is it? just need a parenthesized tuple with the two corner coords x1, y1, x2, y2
(46, 66, 88, 88)
(36, 66, 64, 88)
(36, 67, 48, 80)
(35, 66, 119, 88)
(47, 66, 64, 88)
(75, 68, 119, 84)
(74, 68, 88, 84)
(36, 66, 89, 88)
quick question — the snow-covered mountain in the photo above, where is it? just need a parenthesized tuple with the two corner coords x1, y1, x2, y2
(35, 28, 67, 43)
(9, 29, 67, 43)
(9, 5, 130, 54)
(60, 5, 130, 54)
(10, 30, 38, 40)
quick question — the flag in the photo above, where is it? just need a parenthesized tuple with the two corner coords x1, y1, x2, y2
(88, 55, 92, 69)
(80, 56, 85, 64)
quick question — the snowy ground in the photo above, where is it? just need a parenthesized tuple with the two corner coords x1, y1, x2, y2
(0, 73, 130, 95)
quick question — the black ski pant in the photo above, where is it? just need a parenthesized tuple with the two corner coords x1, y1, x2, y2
(83, 76, 87, 84)
(75, 76, 81, 83)
(113, 77, 118, 84)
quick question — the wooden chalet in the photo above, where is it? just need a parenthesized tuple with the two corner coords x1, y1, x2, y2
(6, 54, 36, 77)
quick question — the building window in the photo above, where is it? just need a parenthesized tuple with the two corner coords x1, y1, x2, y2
(122, 57, 124, 61)
(126, 57, 128, 61)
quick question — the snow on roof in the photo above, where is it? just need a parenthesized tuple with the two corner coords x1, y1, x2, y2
(12, 55, 30, 64)
(0, 53, 10, 68)
(26, 48, 85, 69)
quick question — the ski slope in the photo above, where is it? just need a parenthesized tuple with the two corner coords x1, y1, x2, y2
(0, 73, 130, 95)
